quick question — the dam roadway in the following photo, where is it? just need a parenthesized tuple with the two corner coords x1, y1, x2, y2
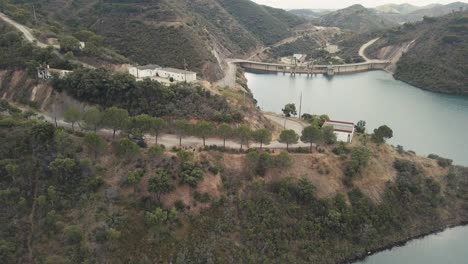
(231, 59, 391, 75)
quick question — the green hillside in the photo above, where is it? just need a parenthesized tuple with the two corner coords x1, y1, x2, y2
(0, 0, 305, 80)
(319, 4, 398, 32)
(369, 12, 468, 94)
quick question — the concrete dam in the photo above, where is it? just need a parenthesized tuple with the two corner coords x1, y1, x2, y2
(232, 59, 391, 75)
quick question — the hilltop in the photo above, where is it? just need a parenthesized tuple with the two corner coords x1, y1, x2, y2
(365, 11, 468, 94)
(318, 4, 398, 32)
(377, 2, 468, 23)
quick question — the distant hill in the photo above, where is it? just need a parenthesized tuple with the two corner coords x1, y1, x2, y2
(288, 9, 331, 20)
(0, 0, 305, 81)
(319, 4, 398, 32)
(368, 11, 468, 94)
(377, 2, 468, 23)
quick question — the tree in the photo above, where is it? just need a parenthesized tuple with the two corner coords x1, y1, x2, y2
(174, 119, 192, 147)
(103, 107, 129, 139)
(355, 120, 366, 133)
(150, 117, 167, 144)
(83, 107, 102, 132)
(237, 125, 252, 150)
(64, 106, 81, 131)
(84, 133, 106, 160)
(279, 129, 299, 150)
(372, 125, 393, 144)
(115, 138, 139, 160)
(194, 121, 215, 147)
(301, 125, 323, 151)
(217, 123, 232, 148)
(148, 169, 175, 201)
(130, 114, 153, 136)
(59, 36, 80, 52)
(252, 128, 272, 149)
(322, 125, 337, 145)
(126, 168, 145, 193)
(282, 103, 297, 117)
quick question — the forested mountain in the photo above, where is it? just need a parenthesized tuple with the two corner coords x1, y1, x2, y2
(377, 2, 468, 23)
(0, 0, 305, 80)
(319, 4, 398, 32)
(366, 11, 468, 94)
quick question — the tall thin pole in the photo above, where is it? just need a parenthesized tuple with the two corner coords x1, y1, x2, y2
(298, 92, 302, 119)
(32, 4, 38, 25)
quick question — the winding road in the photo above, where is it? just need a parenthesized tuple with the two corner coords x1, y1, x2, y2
(359, 38, 383, 63)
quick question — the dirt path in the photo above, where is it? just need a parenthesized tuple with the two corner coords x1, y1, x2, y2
(0, 12, 57, 48)
(358, 38, 385, 63)
(215, 59, 237, 88)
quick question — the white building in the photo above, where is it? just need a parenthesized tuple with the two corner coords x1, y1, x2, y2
(325, 44, 339, 54)
(128, 64, 161, 79)
(156, 68, 197, 82)
(128, 65, 197, 83)
(37, 65, 72, 79)
(293, 54, 307, 63)
(323, 120, 355, 143)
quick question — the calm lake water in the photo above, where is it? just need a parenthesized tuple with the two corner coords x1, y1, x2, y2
(245, 70, 468, 263)
(246, 70, 468, 166)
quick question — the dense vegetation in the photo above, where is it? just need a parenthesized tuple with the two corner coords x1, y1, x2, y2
(1, 109, 467, 263)
(0, 21, 73, 71)
(52, 69, 242, 122)
(1, 0, 306, 80)
(369, 12, 468, 94)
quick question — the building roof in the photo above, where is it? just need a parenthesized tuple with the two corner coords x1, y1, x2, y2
(323, 120, 355, 134)
(136, 64, 161, 70)
(159, 67, 196, 75)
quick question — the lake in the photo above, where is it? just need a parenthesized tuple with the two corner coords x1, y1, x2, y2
(245, 70, 468, 263)
(245, 70, 468, 166)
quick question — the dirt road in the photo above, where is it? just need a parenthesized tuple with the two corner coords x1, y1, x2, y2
(358, 38, 383, 63)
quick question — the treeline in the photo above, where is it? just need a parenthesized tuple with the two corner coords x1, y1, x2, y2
(53, 69, 242, 123)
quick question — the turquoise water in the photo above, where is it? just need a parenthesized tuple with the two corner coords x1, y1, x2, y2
(246, 71, 468, 166)
(245, 70, 468, 263)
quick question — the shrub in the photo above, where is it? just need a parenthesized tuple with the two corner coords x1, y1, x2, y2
(65, 225, 83, 244)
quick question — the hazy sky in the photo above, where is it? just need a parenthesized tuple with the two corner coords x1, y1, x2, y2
(251, 0, 467, 9)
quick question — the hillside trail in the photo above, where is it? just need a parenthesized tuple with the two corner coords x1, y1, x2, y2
(359, 38, 387, 63)
(0, 12, 95, 69)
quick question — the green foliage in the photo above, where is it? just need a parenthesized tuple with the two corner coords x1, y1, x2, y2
(194, 191, 211, 203)
(428, 154, 453, 168)
(251, 128, 272, 148)
(103, 106, 129, 139)
(345, 146, 371, 184)
(194, 121, 215, 146)
(115, 138, 139, 160)
(179, 162, 204, 188)
(372, 125, 393, 144)
(301, 125, 323, 151)
(63, 106, 81, 131)
(83, 133, 106, 160)
(282, 103, 297, 117)
(148, 145, 165, 158)
(355, 120, 366, 133)
(83, 107, 102, 132)
(217, 123, 233, 147)
(322, 125, 337, 145)
(148, 169, 175, 200)
(279, 129, 299, 150)
(53, 69, 240, 122)
(126, 168, 144, 187)
(65, 225, 83, 244)
(237, 125, 252, 149)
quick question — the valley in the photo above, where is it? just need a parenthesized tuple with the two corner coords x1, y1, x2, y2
(0, 0, 467, 263)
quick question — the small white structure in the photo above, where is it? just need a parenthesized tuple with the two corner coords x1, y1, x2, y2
(128, 65, 197, 83)
(323, 120, 355, 143)
(37, 65, 72, 79)
(79, 41, 86, 50)
(293, 54, 307, 63)
(128, 64, 161, 79)
(156, 68, 197, 82)
(325, 44, 339, 54)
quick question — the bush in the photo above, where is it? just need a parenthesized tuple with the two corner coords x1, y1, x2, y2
(65, 225, 83, 244)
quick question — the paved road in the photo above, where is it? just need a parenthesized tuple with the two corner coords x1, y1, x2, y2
(358, 38, 385, 63)
(264, 113, 307, 135)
